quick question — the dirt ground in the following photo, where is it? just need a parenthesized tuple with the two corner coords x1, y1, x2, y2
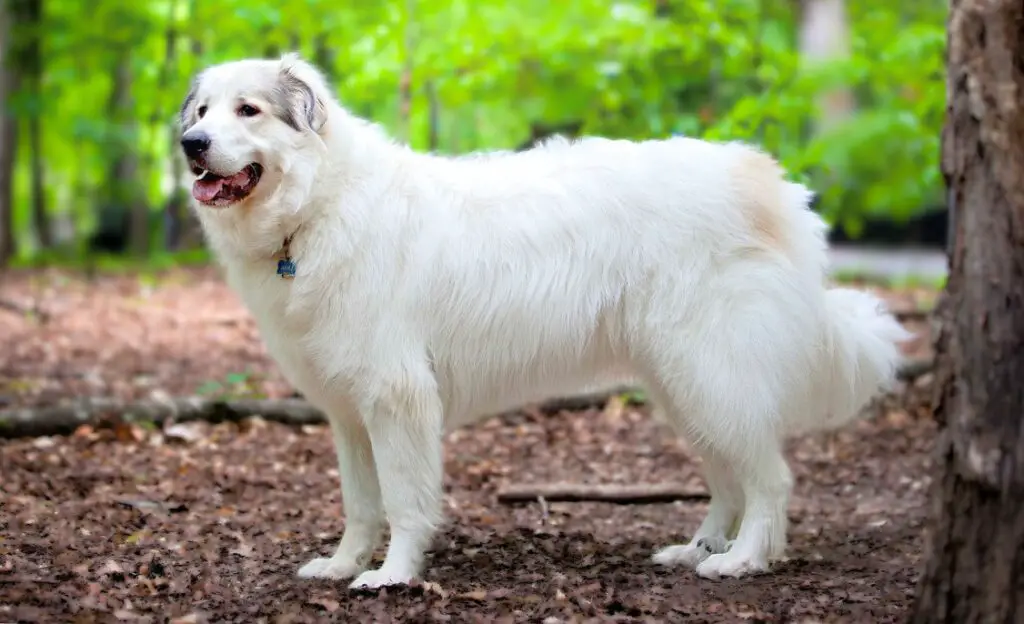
(0, 268, 938, 623)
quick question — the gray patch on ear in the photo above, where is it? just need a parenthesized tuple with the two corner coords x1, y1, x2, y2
(179, 73, 202, 129)
(270, 68, 327, 133)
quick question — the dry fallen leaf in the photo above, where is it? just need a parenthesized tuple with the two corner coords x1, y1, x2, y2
(422, 581, 448, 599)
(307, 597, 340, 613)
(101, 560, 125, 577)
(164, 422, 206, 444)
(458, 589, 488, 601)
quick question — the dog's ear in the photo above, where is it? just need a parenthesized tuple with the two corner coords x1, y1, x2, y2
(179, 73, 202, 129)
(274, 53, 329, 133)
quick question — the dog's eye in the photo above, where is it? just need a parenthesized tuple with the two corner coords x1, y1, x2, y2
(237, 104, 261, 118)
(197, 105, 207, 119)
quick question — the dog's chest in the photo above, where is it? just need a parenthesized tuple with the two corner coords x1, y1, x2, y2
(228, 267, 326, 398)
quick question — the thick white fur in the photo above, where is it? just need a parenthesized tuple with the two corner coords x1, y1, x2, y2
(182, 55, 911, 588)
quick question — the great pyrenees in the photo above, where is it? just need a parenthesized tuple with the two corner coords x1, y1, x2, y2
(179, 54, 909, 589)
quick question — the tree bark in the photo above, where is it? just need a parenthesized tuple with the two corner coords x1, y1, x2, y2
(0, 0, 18, 265)
(910, 1, 1024, 621)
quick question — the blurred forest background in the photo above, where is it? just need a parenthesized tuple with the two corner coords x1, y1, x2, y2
(0, 0, 946, 267)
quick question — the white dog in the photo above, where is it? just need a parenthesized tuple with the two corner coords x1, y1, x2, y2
(179, 54, 909, 589)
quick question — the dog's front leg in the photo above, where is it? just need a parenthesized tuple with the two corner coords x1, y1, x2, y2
(349, 376, 444, 590)
(298, 412, 384, 580)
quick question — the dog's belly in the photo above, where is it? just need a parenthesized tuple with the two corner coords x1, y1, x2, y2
(432, 333, 632, 429)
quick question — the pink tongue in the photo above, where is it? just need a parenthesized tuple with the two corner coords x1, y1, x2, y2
(192, 170, 251, 203)
(193, 177, 225, 202)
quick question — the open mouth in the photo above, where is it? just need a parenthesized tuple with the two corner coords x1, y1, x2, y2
(191, 163, 264, 206)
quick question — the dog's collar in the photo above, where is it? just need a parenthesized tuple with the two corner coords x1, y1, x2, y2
(274, 228, 301, 279)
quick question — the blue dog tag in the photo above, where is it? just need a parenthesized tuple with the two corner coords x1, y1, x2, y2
(276, 258, 297, 279)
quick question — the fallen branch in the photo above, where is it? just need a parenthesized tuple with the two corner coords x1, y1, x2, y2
(897, 357, 934, 381)
(0, 296, 50, 322)
(496, 482, 709, 505)
(0, 358, 935, 439)
(525, 385, 639, 416)
(0, 397, 324, 439)
(892, 308, 932, 323)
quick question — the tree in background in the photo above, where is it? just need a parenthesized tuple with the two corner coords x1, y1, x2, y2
(10, 0, 51, 250)
(798, 0, 853, 132)
(910, 0, 1024, 620)
(0, 0, 17, 265)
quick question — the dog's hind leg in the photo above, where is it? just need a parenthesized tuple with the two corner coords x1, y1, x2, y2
(651, 386, 792, 578)
(349, 372, 445, 589)
(298, 412, 384, 580)
(641, 293, 798, 578)
(694, 443, 791, 578)
(652, 450, 744, 568)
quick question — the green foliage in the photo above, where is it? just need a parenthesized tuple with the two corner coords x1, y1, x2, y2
(4, 0, 947, 262)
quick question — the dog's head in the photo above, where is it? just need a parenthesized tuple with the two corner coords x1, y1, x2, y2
(179, 54, 330, 209)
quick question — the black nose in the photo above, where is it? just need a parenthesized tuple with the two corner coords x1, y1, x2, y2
(180, 133, 211, 159)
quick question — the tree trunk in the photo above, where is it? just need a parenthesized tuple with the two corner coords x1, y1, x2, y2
(11, 0, 50, 250)
(102, 57, 148, 256)
(174, 10, 205, 251)
(798, 0, 854, 132)
(28, 102, 48, 249)
(910, 1, 1024, 621)
(399, 0, 415, 143)
(313, 33, 334, 81)
(0, 0, 18, 265)
(156, 0, 190, 252)
(426, 79, 439, 152)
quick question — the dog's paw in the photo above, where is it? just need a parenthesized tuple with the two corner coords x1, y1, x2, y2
(652, 536, 730, 569)
(297, 557, 365, 580)
(349, 567, 414, 590)
(695, 551, 769, 579)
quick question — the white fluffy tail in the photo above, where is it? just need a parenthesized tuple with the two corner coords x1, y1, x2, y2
(789, 288, 913, 435)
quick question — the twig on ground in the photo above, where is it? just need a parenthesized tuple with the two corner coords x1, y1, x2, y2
(497, 482, 710, 505)
(537, 495, 550, 523)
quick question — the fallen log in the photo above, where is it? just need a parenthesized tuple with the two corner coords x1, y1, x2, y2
(0, 297, 50, 322)
(667, 305, 926, 325)
(496, 482, 709, 505)
(0, 397, 324, 439)
(0, 358, 935, 439)
(893, 308, 932, 323)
